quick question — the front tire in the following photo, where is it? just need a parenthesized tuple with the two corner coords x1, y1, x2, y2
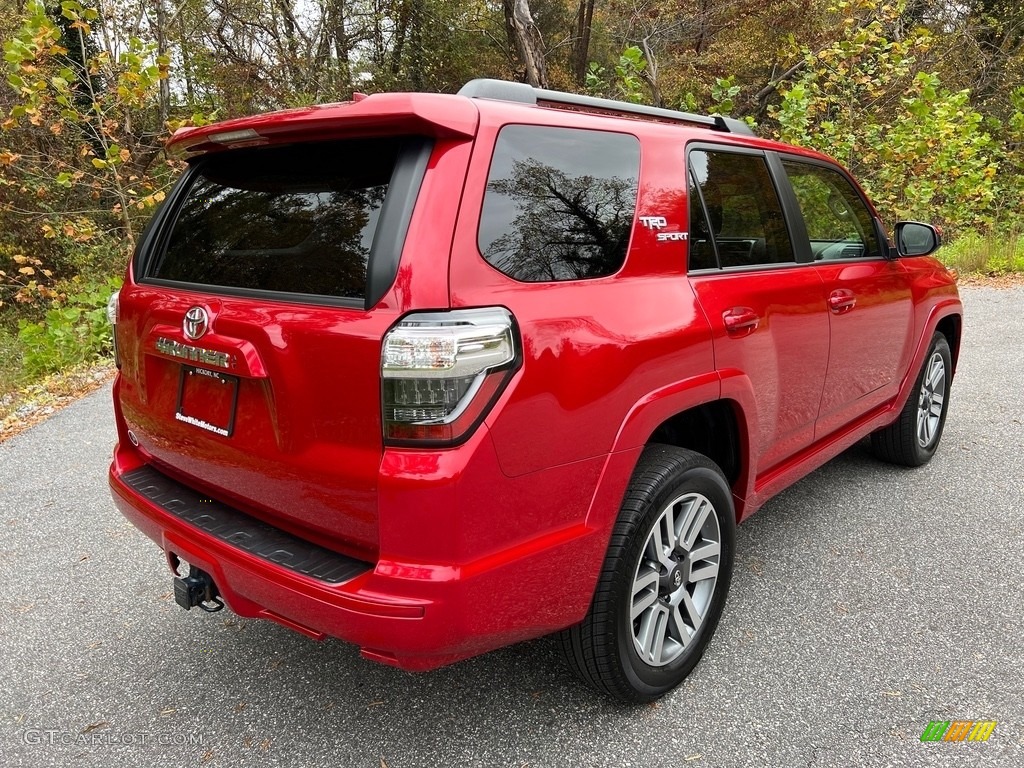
(871, 332, 952, 467)
(560, 445, 735, 703)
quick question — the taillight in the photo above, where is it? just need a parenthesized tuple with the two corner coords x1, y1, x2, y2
(107, 290, 121, 368)
(382, 307, 518, 446)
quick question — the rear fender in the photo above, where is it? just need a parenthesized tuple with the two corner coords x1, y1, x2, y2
(594, 372, 758, 526)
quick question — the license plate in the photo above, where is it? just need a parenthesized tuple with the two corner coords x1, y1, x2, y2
(175, 366, 239, 437)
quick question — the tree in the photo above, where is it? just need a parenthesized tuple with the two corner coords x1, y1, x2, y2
(504, 0, 548, 87)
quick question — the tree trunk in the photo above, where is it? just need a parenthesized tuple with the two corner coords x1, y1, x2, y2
(155, 0, 170, 127)
(503, 0, 548, 88)
(326, 0, 351, 94)
(640, 36, 663, 107)
(572, 0, 595, 86)
(408, 0, 424, 91)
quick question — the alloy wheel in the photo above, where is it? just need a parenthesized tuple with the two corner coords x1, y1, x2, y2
(630, 492, 721, 667)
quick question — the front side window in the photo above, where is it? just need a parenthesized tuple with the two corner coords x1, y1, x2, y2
(149, 138, 403, 300)
(688, 150, 795, 270)
(478, 126, 641, 282)
(782, 160, 882, 260)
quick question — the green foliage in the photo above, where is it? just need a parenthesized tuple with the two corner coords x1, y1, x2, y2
(2, 0, 172, 239)
(710, 77, 741, 115)
(0, 0, 1022, 400)
(613, 46, 647, 104)
(0, 325, 25, 393)
(586, 46, 648, 103)
(772, 6, 997, 233)
(16, 275, 120, 377)
(940, 230, 1024, 275)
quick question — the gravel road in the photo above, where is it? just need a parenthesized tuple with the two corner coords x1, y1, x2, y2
(2, 285, 1022, 767)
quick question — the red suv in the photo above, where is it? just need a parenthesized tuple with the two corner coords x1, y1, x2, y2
(107, 79, 962, 702)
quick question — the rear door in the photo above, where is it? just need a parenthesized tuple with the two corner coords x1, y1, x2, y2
(115, 135, 451, 560)
(778, 158, 914, 438)
(687, 147, 829, 473)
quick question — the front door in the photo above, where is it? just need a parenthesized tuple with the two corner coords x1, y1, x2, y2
(778, 159, 914, 438)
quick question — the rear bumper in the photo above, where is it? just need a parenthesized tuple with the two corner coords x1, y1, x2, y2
(108, 438, 622, 670)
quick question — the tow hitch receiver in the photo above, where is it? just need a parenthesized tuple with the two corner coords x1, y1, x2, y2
(173, 564, 225, 612)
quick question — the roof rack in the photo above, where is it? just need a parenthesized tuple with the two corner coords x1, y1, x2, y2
(457, 79, 755, 136)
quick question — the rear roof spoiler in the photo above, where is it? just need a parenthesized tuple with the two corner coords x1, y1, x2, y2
(168, 93, 479, 157)
(458, 78, 756, 136)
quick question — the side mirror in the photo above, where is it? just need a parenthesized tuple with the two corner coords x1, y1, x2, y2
(894, 221, 941, 257)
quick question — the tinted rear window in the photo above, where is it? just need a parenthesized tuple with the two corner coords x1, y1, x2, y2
(478, 126, 640, 282)
(150, 138, 403, 300)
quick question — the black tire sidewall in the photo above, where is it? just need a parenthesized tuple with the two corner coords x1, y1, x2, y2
(911, 334, 953, 463)
(613, 461, 735, 699)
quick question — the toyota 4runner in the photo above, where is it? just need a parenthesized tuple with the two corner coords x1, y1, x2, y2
(107, 79, 963, 702)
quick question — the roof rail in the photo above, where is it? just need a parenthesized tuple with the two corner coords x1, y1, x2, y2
(457, 79, 755, 136)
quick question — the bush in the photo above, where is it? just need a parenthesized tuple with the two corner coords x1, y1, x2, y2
(0, 325, 25, 394)
(939, 230, 1024, 274)
(16, 275, 121, 378)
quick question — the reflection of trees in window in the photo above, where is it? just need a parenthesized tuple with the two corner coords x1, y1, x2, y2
(782, 162, 875, 255)
(160, 177, 388, 298)
(786, 172, 859, 242)
(689, 150, 794, 267)
(483, 158, 636, 282)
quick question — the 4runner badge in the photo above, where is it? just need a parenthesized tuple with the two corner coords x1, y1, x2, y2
(183, 306, 209, 340)
(640, 215, 689, 242)
(155, 338, 233, 369)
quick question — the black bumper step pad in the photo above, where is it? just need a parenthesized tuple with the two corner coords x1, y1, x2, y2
(121, 466, 372, 584)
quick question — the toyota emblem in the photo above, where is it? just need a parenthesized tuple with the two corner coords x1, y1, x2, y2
(183, 306, 209, 340)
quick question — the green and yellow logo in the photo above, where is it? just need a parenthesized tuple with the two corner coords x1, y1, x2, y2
(920, 720, 997, 742)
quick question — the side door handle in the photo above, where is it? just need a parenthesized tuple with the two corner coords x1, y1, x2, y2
(723, 307, 759, 337)
(828, 289, 857, 314)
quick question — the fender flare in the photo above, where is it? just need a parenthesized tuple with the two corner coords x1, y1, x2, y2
(592, 370, 760, 526)
(893, 299, 963, 414)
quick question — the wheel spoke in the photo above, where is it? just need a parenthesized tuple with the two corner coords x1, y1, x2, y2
(688, 540, 720, 564)
(689, 560, 719, 583)
(661, 504, 676, 557)
(647, 522, 675, 570)
(631, 566, 659, 620)
(679, 589, 703, 632)
(679, 498, 711, 551)
(636, 602, 669, 664)
(669, 604, 693, 648)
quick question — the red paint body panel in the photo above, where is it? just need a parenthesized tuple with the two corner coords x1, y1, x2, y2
(690, 267, 830, 471)
(813, 259, 914, 438)
(109, 88, 963, 671)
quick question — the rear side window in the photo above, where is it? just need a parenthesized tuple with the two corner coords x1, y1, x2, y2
(149, 138, 404, 300)
(688, 150, 795, 269)
(478, 126, 640, 282)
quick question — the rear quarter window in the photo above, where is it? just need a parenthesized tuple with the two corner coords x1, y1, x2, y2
(148, 138, 406, 300)
(478, 125, 641, 282)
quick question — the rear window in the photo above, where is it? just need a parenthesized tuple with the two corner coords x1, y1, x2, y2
(149, 138, 404, 300)
(478, 125, 640, 282)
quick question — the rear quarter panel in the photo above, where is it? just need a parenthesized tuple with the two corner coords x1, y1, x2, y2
(447, 112, 716, 478)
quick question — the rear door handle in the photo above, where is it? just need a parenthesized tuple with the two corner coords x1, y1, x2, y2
(828, 289, 857, 314)
(723, 307, 759, 337)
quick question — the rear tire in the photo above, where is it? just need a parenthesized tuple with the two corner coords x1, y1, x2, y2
(871, 332, 952, 467)
(560, 445, 735, 703)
